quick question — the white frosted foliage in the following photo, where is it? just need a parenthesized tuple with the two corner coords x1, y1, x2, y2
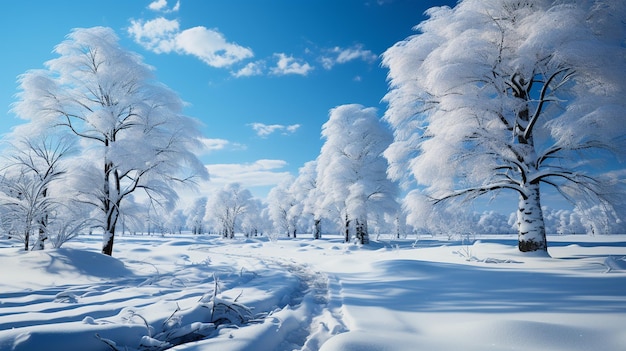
(382, 0, 626, 251)
(315, 104, 399, 243)
(12, 26, 208, 255)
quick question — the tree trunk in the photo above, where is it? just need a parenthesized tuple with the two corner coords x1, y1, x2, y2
(102, 225, 116, 256)
(102, 203, 119, 256)
(24, 229, 30, 251)
(356, 218, 369, 245)
(395, 215, 401, 239)
(313, 218, 321, 239)
(513, 96, 547, 252)
(101, 160, 119, 256)
(34, 227, 46, 251)
(344, 214, 350, 243)
(517, 182, 547, 252)
(227, 223, 235, 239)
(35, 188, 48, 251)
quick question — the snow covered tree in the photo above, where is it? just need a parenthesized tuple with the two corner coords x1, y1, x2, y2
(240, 198, 267, 237)
(12, 27, 208, 255)
(290, 161, 322, 239)
(267, 176, 298, 237)
(0, 136, 71, 250)
(147, 203, 185, 235)
(316, 104, 399, 244)
(383, 0, 626, 252)
(185, 197, 207, 235)
(205, 183, 253, 239)
(0, 173, 55, 251)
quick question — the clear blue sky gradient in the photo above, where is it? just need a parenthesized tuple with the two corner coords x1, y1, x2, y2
(1, 0, 459, 200)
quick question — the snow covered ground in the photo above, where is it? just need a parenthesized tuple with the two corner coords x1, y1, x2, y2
(1, 233, 625, 350)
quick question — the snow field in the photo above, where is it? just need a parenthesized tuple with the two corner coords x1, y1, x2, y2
(1, 233, 626, 350)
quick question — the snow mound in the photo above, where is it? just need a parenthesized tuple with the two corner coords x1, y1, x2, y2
(319, 331, 417, 351)
(604, 256, 626, 272)
(1, 247, 132, 292)
(45, 248, 132, 278)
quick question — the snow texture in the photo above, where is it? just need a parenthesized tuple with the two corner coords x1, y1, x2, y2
(1, 233, 625, 350)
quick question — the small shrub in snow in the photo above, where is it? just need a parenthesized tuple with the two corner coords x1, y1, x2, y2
(95, 276, 254, 351)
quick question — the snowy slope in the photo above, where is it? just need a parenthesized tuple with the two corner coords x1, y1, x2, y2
(1, 234, 625, 350)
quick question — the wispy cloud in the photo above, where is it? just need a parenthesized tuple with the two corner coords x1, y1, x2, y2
(270, 53, 313, 76)
(232, 61, 265, 77)
(177, 159, 291, 201)
(248, 122, 301, 137)
(148, 0, 180, 12)
(195, 137, 246, 155)
(205, 159, 292, 189)
(232, 54, 313, 77)
(285, 124, 300, 133)
(128, 17, 253, 68)
(320, 44, 378, 70)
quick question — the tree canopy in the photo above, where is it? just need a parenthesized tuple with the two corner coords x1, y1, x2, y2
(316, 104, 399, 244)
(12, 27, 208, 255)
(382, 0, 626, 251)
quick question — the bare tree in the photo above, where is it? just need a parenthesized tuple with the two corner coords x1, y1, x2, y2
(12, 27, 208, 255)
(383, 0, 626, 251)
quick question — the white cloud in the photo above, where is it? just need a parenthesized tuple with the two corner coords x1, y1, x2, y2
(148, 0, 179, 12)
(176, 26, 253, 67)
(128, 17, 253, 68)
(321, 44, 378, 70)
(176, 159, 291, 201)
(320, 57, 335, 70)
(232, 61, 265, 77)
(148, 0, 167, 11)
(249, 123, 283, 137)
(192, 137, 247, 156)
(248, 122, 301, 137)
(285, 124, 301, 133)
(270, 53, 313, 76)
(128, 17, 179, 53)
(200, 138, 229, 151)
(204, 159, 292, 191)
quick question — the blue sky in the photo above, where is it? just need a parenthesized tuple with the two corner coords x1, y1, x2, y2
(1, 0, 457, 199)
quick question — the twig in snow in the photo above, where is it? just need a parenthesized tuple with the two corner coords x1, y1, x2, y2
(162, 302, 181, 331)
(234, 290, 243, 302)
(95, 333, 119, 351)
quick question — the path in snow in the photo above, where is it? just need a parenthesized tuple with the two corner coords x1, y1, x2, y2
(0, 237, 347, 351)
(181, 243, 348, 351)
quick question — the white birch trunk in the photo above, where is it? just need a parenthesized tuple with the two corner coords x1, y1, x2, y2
(517, 182, 547, 252)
